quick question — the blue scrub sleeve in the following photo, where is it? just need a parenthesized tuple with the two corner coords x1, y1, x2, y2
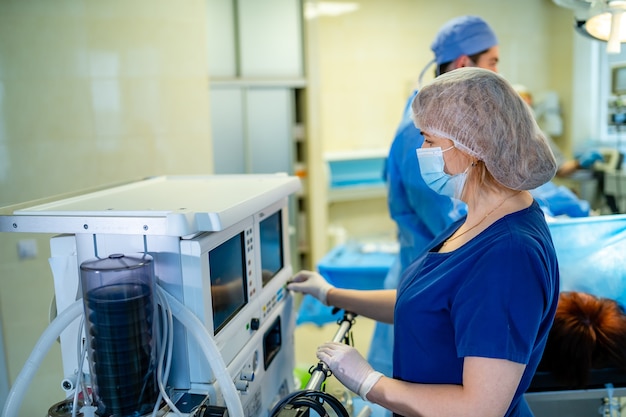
(453, 239, 550, 364)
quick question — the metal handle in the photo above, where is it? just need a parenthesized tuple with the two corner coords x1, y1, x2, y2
(304, 311, 356, 391)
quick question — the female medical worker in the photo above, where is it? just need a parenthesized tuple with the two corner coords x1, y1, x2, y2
(369, 15, 499, 376)
(288, 68, 560, 417)
(386, 15, 499, 275)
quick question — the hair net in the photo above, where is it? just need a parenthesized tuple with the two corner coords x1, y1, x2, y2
(431, 16, 498, 65)
(412, 67, 557, 190)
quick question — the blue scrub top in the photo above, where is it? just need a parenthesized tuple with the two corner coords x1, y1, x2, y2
(384, 91, 466, 272)
(394, 201, 560, 417)
(369, 91, 467, 378)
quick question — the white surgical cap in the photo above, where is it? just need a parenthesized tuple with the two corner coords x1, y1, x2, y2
(412, 68, 557, 190)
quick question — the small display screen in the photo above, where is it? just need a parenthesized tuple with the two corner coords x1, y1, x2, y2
(208, 232, 247, 334)
(259, 210, 284, 287)
(613, 65, 626, 96)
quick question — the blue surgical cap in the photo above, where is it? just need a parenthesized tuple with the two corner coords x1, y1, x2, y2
(431, 16, 498, 65)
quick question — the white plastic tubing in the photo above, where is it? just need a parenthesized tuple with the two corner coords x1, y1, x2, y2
(2, 289, 244, 417)
(160, 288, 244, 417)
(2, 299, 83, 417)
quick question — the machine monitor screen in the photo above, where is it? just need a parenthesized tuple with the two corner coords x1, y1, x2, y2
(259, 210, 284, 287)
(208, 232, 248, 334)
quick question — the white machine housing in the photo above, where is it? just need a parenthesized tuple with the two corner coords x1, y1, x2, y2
(0, 174, 301, 417)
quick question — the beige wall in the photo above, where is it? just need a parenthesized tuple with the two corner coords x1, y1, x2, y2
(305, 0, 576, 258)
(312, 0, 574, 153)
(0, 1, 213, 415)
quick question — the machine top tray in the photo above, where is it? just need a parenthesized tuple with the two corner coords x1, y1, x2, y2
(0, 174, 301, 236)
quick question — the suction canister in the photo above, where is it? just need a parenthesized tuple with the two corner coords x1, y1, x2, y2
(80, 253, 158, 417)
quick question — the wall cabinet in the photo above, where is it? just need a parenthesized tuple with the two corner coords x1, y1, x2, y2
(210, 86, 295, 175)
(209, 84, 309, 269)
(237, 0, 303, 78)
(206, 0, 309, 269)
(207, 0, 303, 79)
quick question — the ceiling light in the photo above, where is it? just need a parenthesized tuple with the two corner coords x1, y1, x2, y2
(575, 0, 626, 53)
(304, 2, 359, 20)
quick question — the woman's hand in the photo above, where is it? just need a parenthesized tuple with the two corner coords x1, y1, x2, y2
(316, 342, 383, 400)
(287, 270, 335, 305)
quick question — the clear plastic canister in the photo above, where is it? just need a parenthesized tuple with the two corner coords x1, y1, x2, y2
(80, 253, 158, 417)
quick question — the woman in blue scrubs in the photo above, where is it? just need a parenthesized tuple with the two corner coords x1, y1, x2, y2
(288, 68, 560, 417)
(369, 15, 499, 377)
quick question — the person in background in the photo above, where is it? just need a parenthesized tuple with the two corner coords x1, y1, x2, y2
(369, 15, 499, 376)
(512, 84, 594, 218)
(513, 84, 604, 178)
(289, 68, 560, 417)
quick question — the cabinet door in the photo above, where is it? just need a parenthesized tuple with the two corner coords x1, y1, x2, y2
(206, 0, 237, 77)
(246, 88, 294, 174)
(210, 87, 294, 175)
(237, 0, 303, 78)
(210, 87, 246, 174)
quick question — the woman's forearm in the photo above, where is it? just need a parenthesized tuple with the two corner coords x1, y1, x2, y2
(326, 288, 396, 323)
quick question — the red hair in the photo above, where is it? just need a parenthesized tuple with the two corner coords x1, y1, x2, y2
(538, 291, 626, 388)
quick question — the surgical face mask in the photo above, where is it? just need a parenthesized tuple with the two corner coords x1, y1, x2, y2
(416, 146, 467, 198)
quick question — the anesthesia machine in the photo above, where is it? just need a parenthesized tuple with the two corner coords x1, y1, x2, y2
(0, 175, 355, 417)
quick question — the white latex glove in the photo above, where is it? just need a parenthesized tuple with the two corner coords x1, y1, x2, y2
(287, 270, 335, 306)
(316, 341, 383, 400)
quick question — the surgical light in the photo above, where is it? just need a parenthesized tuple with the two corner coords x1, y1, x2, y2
(583, 1, 626, 53)
(569, 0, 626, 54)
